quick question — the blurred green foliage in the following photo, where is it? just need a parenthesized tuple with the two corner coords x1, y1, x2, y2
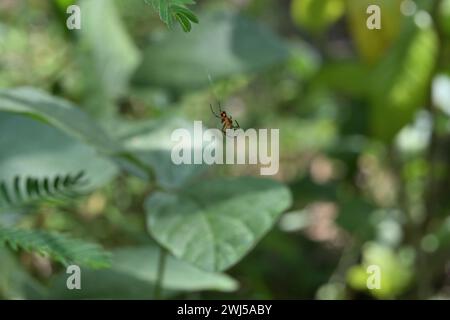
(0, 0, 450, 300)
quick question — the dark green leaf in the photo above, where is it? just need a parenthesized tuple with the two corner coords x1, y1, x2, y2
(370, 22, 438, 141)
(175, 13, 192, 32)
(172, 5, 199, 23)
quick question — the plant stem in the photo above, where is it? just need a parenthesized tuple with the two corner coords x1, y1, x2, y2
(116, 151, 159, 185)
(154, 246, 168, 300)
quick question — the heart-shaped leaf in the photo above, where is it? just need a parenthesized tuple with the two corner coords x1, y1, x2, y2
(145, 177, 292, 271)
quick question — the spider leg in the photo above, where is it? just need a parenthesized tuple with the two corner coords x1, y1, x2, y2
(233, 120, 240, 129)
(221, 124, 234, 138)
(210, 104, 221, 118)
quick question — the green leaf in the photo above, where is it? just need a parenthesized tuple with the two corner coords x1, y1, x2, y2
(113, 246, 238, 291)
(0, 88, 119, 154)
(291, 0, 345, 32)
(335, 199, 376, 241)
(119, 117, 207, 189)
(0, 112, 118, 202)
(158, 0, 173, 27)
(133, 10, 289, 90)
(0, 171, 89, 209)
(45, 245, 237, 299)
(0, 88, 158, 182)
(346, 0, 403, 64)
(53, 0, 76, 11)
(145, 177, 292, 272)
(146, 0, 198, 31)
(176, 13, 192, 32)
(370, 22, 438, 142)
(78, 0, 141, 116)
(313, 61, 372, 97)
(0, 227, 111, 269)
(172, 5, 199, 23)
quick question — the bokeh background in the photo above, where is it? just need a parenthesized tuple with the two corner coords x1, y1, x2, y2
(1, 0, 450, 299)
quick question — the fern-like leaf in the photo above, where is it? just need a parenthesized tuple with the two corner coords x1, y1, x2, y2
(0, 171, 88, 209)
(0, 227, 111, 269)
(145, 0, 199, 32)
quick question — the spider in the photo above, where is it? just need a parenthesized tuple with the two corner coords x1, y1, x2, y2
(210, 102, 240, 135)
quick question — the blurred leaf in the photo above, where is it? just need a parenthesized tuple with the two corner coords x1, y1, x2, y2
(0, 88, 119, 153)
(0, 171, 88, 209)
(0, 88, 153, 181)
(133, 10, 289, 90)
(146, 0, 198, 32)
(0, 248, 47, 299)
(0, 227, 111, 269)
(46, 245, 237, 299)
(370, 22, 438, 142)
(113, 246, 238, 291)
(273, 117, 337, 153)
(347, 243, 413, 299)
(145, 177, 292, 271)
(118, 117, 207, 188)
(336, 198, 376, 241)
(287, 40, 321, 80)
(78, 0, 140, 115)
(291, 0, 345, 32)
(176, 12, 192, 32)
(347, 0, 403, 64)
(172, 5, 199, 24)
(314, 61, 372, 97)
(47, 269, 160, 299)
(0, 23, 67, 88)
(439, 0, 450, 38)
(53, 0, 76, 10)
(0, 113, 118, 199)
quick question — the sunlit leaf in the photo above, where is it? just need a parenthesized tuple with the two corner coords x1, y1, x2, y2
(0, 227, 111, 269)
(0, 112, 118, 201)
(370, 22, 438, 141)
